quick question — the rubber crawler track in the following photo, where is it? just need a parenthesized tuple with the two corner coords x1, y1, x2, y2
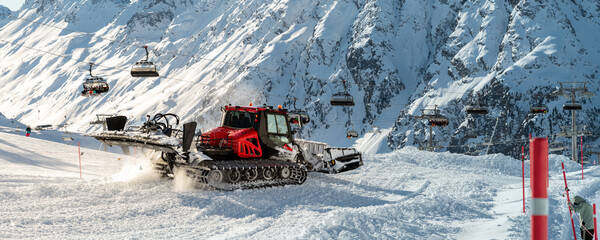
(183, 159, 307, 191)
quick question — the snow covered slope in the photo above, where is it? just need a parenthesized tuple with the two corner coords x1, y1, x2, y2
(1, 129, 600, 239)
(0, 0, 598, 154)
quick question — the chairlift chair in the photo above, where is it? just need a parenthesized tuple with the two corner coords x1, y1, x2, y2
(346, 130, 359, 138)
(465, 130, 477, 138)
(288, 110, 310, 125)
(131, 46, 159, 77)
(428, 115, 449, 127)
(369, 126, 381, 133)
(530, 105, 548, 114)
(330, 93, 355, 106)
(62, 132, 73, 141)
(81, 63, 109, 97)
(466, 105, 488, 115)
(288, 98, 311, 126)
(563, 101, 582, 111)
(330, 80, 355, 106)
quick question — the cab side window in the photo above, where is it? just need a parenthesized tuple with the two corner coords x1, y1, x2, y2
(266, 114, 290, 144)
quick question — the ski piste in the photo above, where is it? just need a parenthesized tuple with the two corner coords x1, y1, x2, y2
(90, 106, 362, 191)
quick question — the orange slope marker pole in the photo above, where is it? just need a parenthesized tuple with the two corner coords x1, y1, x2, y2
(78, 142, 82, 179)
(562, 162, 577, 240)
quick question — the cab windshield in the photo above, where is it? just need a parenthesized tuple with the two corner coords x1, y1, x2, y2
(222, 110, 255, 129)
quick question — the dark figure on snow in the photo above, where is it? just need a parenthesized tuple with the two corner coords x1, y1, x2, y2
(25, 126, 31, 137)
(569, 196, 595, 240)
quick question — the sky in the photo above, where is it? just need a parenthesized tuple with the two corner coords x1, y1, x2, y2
(0, 0, 24, 11)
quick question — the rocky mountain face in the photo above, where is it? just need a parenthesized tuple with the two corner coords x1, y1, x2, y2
(0, 0, 599, 156)
(0, 4, 10, 21)
(388, 0, 600, 158)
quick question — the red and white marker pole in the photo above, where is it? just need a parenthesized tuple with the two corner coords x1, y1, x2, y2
(530, 138, 548, 240)
(581, 136, 584, 180)
(562, 162, 578, 240)
(522, 145, 526, 213)
(78, 142, 82, 179)
(594, 204, 598, 240)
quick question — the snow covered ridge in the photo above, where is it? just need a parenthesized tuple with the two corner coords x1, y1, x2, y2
(0, 0, 598, 154)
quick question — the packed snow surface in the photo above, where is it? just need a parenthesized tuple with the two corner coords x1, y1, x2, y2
(1, 129, 599, 239)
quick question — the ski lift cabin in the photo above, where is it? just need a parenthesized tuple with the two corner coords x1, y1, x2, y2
(346, 130, 359, 139)
(81, 63, 109, 97)
(330, 93, 355, 106)
(530, 105, 548, 114)
(131, 46, 159, 77)
(563, 101, 582, 111)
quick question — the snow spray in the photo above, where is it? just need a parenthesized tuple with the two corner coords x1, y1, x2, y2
(530, 138, 548, 240)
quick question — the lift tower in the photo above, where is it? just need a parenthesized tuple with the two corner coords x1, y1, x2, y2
(418, 105, 448, 151)
(552, 82, 594, 163)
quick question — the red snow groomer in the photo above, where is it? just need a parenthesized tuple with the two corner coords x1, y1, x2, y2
(91, 104, 363, 190)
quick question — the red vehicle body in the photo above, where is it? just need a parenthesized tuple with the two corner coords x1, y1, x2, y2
(198, 105, 295, 160)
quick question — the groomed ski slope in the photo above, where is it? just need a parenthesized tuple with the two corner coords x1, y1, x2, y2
(0, 130, 598, 239)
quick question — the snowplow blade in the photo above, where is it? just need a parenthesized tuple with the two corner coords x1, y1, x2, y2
(90, 132, 179, 153)
(323, 148, 363, 173)
(294, 139, 363, 174)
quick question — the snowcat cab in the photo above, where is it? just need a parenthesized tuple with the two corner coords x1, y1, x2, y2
(131, 46, 159, 77)
(81, 63, 109, 97)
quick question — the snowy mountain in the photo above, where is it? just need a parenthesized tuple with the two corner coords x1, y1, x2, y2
(0, 4, 10, 21)
(388, 0, 600, 156)
(2, 127, 599, 239)
(0, 0, 598, 155)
